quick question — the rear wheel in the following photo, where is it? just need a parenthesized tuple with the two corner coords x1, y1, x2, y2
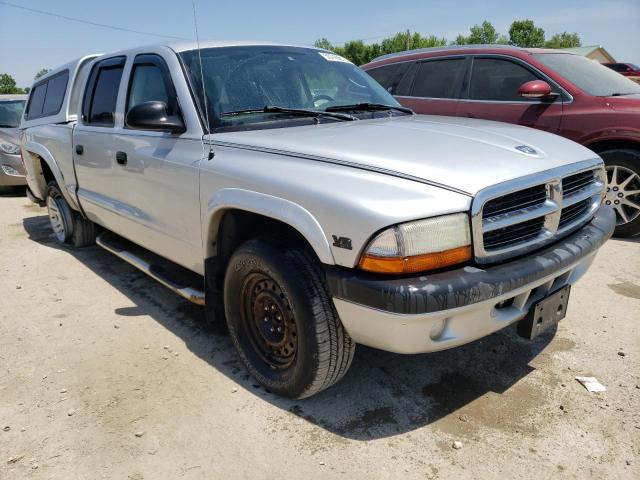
(46, 181, 96, 247)
(224, 238, 355, 398)
(600, 149, 640, 237)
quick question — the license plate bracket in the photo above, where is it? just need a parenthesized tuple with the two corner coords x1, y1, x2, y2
(517, 285, 571, 340)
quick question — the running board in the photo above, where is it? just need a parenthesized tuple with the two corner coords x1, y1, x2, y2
(96, 231, 205, 305)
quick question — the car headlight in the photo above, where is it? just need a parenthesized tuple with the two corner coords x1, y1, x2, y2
(358, 213, 472, 274)
(0, 142, 20, 155)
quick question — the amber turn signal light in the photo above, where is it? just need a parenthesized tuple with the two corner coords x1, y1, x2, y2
(358, 245, 472, 274)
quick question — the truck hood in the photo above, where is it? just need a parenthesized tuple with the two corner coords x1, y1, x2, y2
(208, 115, 598, 195)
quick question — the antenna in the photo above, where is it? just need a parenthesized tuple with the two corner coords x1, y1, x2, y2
(191, 0, 214, 160)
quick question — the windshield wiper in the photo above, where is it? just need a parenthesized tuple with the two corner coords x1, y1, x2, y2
(221, 106, 357, 121)
(610, 92, 634, 97)
(325, 102, 413, 114)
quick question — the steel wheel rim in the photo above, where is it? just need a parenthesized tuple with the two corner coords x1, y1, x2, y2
(46, 195, 66, 242)
(605, 165, 640, 226)
(241, 272, 298, 370)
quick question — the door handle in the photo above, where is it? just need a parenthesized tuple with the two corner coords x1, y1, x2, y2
(75, 145, 84, 155)
(116, 151, 127, 165)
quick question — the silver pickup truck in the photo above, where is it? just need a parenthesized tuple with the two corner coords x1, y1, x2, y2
(20, 41, 615, 398)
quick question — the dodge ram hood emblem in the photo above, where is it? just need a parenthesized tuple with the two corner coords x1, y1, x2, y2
(515, 145, 538, 155)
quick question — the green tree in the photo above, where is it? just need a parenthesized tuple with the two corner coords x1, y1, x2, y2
(468, 21, 499, 44)
(509, 19, 545, 47)
(544, 32, 581, 49)
(35, 68, 51, 79)
(0, 73, 24, 94)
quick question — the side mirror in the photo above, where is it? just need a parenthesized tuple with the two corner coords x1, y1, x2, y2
(126, 101, 186, 134)
(518, 80, 555, 99)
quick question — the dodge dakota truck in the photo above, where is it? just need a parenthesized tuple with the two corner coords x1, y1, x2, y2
(20, 41, 615, 398)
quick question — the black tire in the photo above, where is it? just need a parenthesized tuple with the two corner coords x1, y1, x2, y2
(46, 181, 96, 247)
(599, 149, 640, 237)
(224, 238, 355, 398)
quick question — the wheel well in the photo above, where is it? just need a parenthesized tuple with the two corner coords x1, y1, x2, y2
(36, 155, 55, 186)
(587, 139, 640, 155)
(206, 209, 316, 294)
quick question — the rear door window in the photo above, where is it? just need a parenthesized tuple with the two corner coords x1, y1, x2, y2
(83, 57, 125, 126)
(411, 58, 466, 99)
(469, 58, 540, 101)
(367, 62, 412, 94)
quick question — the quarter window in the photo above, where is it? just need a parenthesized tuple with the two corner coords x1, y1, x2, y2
(469, 58, 539, 101)
(26, 83, 47, 119)
(42, 72, 68, 116)
(411, 58, 466, 99)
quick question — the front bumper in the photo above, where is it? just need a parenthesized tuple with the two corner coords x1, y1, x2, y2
(326, 206, 615, 354)
(0, 152, 27, 187)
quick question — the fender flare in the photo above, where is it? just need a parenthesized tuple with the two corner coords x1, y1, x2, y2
(24, 140, 80, 210)
(204, 188, 335, 265)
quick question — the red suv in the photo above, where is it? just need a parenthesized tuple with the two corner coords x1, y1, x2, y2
(363, 46, 640, 236)
(604, 62, 640, 80)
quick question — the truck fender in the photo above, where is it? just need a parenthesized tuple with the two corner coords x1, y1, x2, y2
(204, 188, 335, 265)
(24, 140, 80, 211)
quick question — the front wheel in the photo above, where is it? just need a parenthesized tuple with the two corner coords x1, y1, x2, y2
(600, 149, 640, 237)
(224, 238, 355, 398)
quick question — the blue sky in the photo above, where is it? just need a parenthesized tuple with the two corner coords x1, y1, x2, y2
(1, 0, 639, 87)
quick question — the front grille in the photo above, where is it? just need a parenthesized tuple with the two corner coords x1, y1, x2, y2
(483, 184, 547, 218)
(473, 165, 604, 263)
(559, 199, 590, 229)
(484, 217, 545, 250)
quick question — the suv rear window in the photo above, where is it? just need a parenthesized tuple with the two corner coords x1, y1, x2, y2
(25, 70, 69, 120)
(411, 58, 466, 99)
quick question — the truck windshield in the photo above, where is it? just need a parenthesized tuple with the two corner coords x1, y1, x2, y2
(0, 100, 26, 128)
(180, 46, 402, 131)
(534, 53, 640, 97)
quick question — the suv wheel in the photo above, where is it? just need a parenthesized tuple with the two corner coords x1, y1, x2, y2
(600, 149, 640, 237)
(46, 181, 97, 247)
(224, 238, 355, 398)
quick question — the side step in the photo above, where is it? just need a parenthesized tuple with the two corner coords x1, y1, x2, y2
(96, 231, 205, 305)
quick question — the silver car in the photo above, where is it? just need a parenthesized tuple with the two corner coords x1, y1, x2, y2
(0, 94, 28, 188)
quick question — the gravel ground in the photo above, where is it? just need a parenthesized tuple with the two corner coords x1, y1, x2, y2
(1, 194, 639, 479)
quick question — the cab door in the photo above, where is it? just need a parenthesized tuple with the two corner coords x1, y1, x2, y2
(73, 56, 129, 229)
(110, 53, 203, 272)
(457, 56, 563, 133)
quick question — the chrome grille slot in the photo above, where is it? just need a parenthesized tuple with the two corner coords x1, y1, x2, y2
(472, 161, 605, 264)
(483, 185, 547, 218)
(559, 199, 590, 229)
(484, 217, 545, 250)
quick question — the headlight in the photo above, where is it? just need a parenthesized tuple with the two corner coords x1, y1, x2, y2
(0, 142, 20, 155)
(359, 213, 472, 274)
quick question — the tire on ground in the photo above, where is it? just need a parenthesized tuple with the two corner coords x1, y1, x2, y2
(46, 181, 96, 247)
(599, 149, 640, 237)
(224, 238, 355, 398)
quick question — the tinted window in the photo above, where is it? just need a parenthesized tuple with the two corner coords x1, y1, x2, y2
(42, 72, 68, 115)
(26, 83, 47, 119)
(469, 58, 539, 101)
(534, 53, 640, 97)
(127, 64, 169, 111)
(367, 62, 411, 94)
(88, 65, 124, 126)
(411, 59, 466, 99)
(608, 64, 628, 72)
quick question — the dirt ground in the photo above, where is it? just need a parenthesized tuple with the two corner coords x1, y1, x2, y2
(1, 193, 639, 479)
